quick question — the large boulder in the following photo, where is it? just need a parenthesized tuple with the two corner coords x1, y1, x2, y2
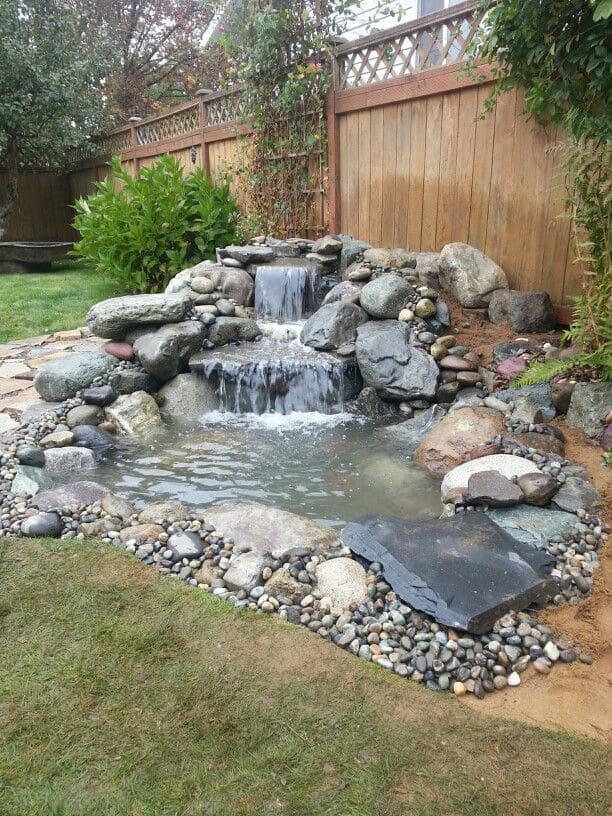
(109, 367, 159, 395)
(440, 454, 540, 502)
(158, 373, 219, 426)
(300, 302, 368, 350)
(416, 406, 506, 478)
(410, 251, 441, 288)
(566, 381, 612, 438)
(204, 502, 338, 591)
(133, 321, 204, 381)
(31, 481, 110, 510)
(207, 317, 261, 346)
(359, 274, 415, 319)
(355, 321, 438, 401)
(439, 243, 508, 308)
(218, 245, 276, 265)
(86, 293, 190, 340)
(105, 391, 165, 437)
(186, 263, 255, 306)
(488, 289, 556, 333)
(362, 247, 414, 269)
(34, 352, 116, 401)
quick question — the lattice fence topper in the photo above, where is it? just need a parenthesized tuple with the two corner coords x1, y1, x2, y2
(206, 92, 248, 127)
(337, 4, 484, 90)
(136, 104, 200, 145)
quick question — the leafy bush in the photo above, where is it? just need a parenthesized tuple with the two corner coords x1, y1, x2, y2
(73, 155, 239, 293)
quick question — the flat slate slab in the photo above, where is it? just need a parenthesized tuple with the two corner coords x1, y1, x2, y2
(341, 513, 557, 634)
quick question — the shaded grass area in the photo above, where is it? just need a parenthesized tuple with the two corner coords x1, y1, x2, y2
(0, 261, 123, 343)
(0, 538, 608, 816)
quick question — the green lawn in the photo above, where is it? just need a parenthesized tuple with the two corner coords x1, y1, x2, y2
(0, 539, 608, 816)
(0, 261, 123, 343)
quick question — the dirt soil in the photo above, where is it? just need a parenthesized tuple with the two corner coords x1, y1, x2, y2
(447, 299, 611, 740)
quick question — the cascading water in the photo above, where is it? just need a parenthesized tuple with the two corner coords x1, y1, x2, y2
(254, 259, 320, 322)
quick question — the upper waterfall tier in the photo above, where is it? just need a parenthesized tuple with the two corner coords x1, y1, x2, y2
(253, 259, 321, 322)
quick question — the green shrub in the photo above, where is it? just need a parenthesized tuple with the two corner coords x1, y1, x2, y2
(73, 155, 239, 293)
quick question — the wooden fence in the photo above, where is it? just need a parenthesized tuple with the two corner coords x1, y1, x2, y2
(4, 0, 579, 315)
(1, 172, 76, 241)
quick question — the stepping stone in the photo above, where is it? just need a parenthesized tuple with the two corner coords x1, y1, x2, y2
(341, 513, 556, 634)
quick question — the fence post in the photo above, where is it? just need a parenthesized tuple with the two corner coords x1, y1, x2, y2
(128, 116, 141, 176)
(197, 89, 213, 177)
(327, 44, 341, 233)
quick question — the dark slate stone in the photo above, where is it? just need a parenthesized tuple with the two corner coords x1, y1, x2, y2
(109, 367, 159, 395)
(71, 424, 125, 460)
(552, 477, 601, 513)
(341, 514, 557, 634)
(82, 385, 116, 406)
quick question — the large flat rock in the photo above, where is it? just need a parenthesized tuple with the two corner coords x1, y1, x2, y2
(86, 294, 190, 340)
(341, 513, 556, 634)
(32, 481, 110, 511)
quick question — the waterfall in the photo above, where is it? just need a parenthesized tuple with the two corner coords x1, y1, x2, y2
(254, 260, 320, 322)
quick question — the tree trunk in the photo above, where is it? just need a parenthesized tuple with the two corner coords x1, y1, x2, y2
(0, 141, 19, 240)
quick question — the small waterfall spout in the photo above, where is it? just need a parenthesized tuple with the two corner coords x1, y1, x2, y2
(254, 259, 320, 322)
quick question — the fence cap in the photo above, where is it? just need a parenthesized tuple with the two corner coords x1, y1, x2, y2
(196, 88, 214, 96)
(128, 116, 142, 123)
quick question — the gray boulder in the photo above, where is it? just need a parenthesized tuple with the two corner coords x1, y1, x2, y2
(109, 367, 159, 395)
(566, 381, 612, 438)
(71, 425, 118, 458)
(32, 481, 110, 511)
(300, 302, 368, 350)
(311, 235, 343, 255)
(552, 477, 601, 513)
(488, 289, 556, 333)
(159, 373, 219, 426)
(21, 511, 63, 538)
(66, 404, 104, 428)
(322, 281, 362, 305)
(193, 264, 255, 306)
(86, 293, 190, 339)
(105, 391, 165, 437)
(82, 385, 116, 407)
(133, 321, 205, 381)
(359, 274, 415, 319)
(314, 558, 368, 614)
(207, 317, 261, 346)
(439, 242, 508, 307)
(338, 235, 371, 276)
(410, 251, 441, 288)
(11, 465, 53, 497)
(355, 321, 439, 401)
(168, 531, 204, 560)
(44, 446, 96, 476)
(219, 245, 276, 264)
(486, 505, 577, 549)
(34, 352, 116, 401)
(494, 382, 556, 421)
(16, 444, 45, 467)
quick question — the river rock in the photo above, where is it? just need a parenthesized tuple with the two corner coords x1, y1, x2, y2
(338, 235, 371, 276)
(488, 289, 556, 333)
(300, 302, 368, 350)
(264, 569, 310, 603)
(86, 293, 190, 339)
(322, 281, 362, 305)
(119, 524, 165, 543)
(139, 500, 189, 524)
(494, 383, 556, 421)
(158, 373, 219, 426)
(105, 391, 164, 437)
(31, 481, 110, 511)
(342, 513, 555, 633)
(314, 558, 368, 615)
(43, 446, 96, 475)
(66, 404, 104, 428)
(439, 243, 508, 307)
(355, 321, 438, 401)
(359, 274, 415, 319)
(109, 367, 159, 395)
(467, 470, 524, 507)
(82, 385, 116, 407)
(104, 341, 135, 361)
(312, 235, 342, 255)
(190, 276, 215, 294)
(133, 321, 205, 381)
(566, 381, 612, 438)
(517, 472, 559, 506)
(101, 493, 135, 521)
(167, 531, 204, 560)
(207, 317, 261, 346)
(410, 251, 441, 288)
(416, 406, 505, 478)
(11, 465, 53, 497)
(441, 454, 540, 501)
(71, 425, 118, 458)
(550, 380, 576, 415)
(16, 444, 45, 467)
(485, 505, 577, 549)
(205, 503, 338, 591)
(21, 511, 63, 538)
(34, 352, 116, 401)
(552, 477, 601, 513)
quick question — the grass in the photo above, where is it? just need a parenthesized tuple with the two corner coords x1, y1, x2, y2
(0, 539, 609, 816)
(0, 260, 123, 343)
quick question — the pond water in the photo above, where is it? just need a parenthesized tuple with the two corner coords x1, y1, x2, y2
(89, 411, 442, 529)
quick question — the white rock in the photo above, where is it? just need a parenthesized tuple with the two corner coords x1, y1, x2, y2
(441, 454, 540, 502)
(543, 641, 560, 662)
(314, 557, 368, 615)
(507, 671, 521, 687)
